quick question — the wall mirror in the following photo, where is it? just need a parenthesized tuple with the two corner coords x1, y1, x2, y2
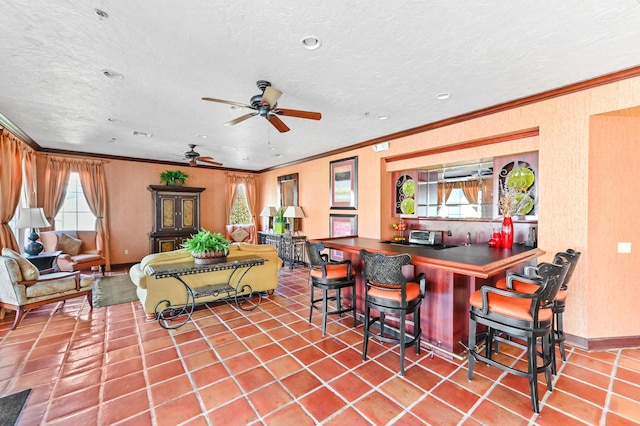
(396, 152, 537, 220)
(278, 173, 298, 207)
(396, 159, 495, 219)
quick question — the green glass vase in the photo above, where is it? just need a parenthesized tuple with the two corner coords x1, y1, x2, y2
(274, 222, 286, 234)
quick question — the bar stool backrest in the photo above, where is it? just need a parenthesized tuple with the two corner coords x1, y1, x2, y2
(556, 249, 581, 290)
(305, 241, 329, 269)
(360, 249, 410, 289)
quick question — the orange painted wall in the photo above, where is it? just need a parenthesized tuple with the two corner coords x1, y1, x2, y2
(35, 156, 231, 265)
(587, 114, 640, 337)
(258, 147, 383, 241)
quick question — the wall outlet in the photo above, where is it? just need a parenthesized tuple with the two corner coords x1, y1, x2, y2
(124, 249, 129, 255)
(617, 242, 631, 254)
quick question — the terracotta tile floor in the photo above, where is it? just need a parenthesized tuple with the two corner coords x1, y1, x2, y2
(1, 267, 639, 425)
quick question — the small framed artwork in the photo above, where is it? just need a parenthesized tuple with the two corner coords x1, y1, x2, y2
(330, 156, 358, 209)
(329, 214, 357, 261)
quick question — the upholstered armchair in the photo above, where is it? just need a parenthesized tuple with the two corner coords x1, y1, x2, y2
(40, 231, 105, 273)
(0, 249, 94, 329)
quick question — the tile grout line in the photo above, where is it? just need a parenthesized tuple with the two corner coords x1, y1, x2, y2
(40, 300, 81, 424)
(131, 301, 161, 426)
(216, 292, 380, 424)
(599, 348, 621, 426)
(456, 347, 529, 425)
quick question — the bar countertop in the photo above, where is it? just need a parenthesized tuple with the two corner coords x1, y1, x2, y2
(317, 237, 545, 279)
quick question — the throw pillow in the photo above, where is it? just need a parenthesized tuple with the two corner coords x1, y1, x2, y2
(230, 227, 250, 242)
(58, 233, 83, 256)
(1, 248, 40, 281)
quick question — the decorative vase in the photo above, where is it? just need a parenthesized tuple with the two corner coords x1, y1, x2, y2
(273, 221, 286, 234)
(192, 250, 227, 265)
(501, 216, 514, 249)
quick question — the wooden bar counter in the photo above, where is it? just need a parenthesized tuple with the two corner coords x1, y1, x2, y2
(317, 237, 545, 357)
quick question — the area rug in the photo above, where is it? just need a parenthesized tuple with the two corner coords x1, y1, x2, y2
(0, 388, 31, 425)
(93, 274, 138, 308)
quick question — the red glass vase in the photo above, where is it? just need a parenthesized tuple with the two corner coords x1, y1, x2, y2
(501, 216, 514, 249)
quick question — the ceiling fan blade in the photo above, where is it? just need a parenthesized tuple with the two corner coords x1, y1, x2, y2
(224, 113, 258, 126)
(199, 158, 223, 166)
(202, 97, 253, 109)
(267, 115, 290, 133)
(275, 108, 322, 120)
(261, 87, 282, 107)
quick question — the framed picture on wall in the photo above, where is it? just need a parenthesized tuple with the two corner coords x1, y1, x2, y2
(329, 214, 357, 261)
(329, 156, 358, 209)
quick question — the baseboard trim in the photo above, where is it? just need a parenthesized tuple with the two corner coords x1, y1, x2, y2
(110, 262, 137, 271)
(566, 334, 640, 351)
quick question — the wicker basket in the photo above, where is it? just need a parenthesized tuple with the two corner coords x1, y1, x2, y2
(192, 250, 227, 265)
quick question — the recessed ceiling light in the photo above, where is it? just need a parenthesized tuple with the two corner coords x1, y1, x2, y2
(107, 117, 120, 123)
(436, 92, 451, 100)
(95, 9, 108, 19)
(377, 115, 389, 120)
(108, 137, 117, 143)
(230, 105, 243, 110)
(273, 153, 283, 158)
(267, 146, 277, 151)
(102, 69, 124, 79)
(197, 134, 208, 139)
(300, 35, 322, 50)
(242, 157, 251, 161)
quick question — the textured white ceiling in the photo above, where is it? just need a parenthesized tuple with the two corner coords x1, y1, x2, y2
(1, 1, 639, 171)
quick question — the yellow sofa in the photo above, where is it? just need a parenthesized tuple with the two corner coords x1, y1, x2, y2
(129, 243, 281, 317)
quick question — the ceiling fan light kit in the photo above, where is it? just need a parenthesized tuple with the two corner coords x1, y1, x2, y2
(203, 80, 322, 133)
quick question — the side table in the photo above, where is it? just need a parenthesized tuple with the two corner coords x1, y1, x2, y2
(23, 251, 62, 274)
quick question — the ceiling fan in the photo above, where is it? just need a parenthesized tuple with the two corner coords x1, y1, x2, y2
(183, 144, 222, 167)
(202, 80, 322, 133)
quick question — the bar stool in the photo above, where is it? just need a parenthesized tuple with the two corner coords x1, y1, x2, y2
(305, 241, 356, 336)
(360, 249, 426, 376)
(495, 249, 581, 373)
(468, 260, 569, 413)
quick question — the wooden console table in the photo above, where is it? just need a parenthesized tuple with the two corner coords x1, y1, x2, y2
(145, 255, 265, 329)
(258, 232, 306, 269)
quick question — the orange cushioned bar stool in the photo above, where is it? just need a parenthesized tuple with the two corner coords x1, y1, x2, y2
(305, 241, 357, 336)
(468, 261, 569, 413)
(495, 249, 581, 373)
(360, 249, 426, 376)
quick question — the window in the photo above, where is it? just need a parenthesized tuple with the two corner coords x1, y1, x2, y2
(54, 172, 96, 230)
(439, 187, 482, 219)
(229, 184, 251, 224)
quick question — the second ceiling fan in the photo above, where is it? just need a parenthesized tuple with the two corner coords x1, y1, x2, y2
(202, 80, 321, 133)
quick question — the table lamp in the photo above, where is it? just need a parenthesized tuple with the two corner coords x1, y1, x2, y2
(283, 206, 306, 235)
(16, 207, 51, 255)
(259, 206, 277, 232)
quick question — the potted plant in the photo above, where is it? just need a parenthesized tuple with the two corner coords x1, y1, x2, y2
(160, 170, 189, 186)
(273, 207, 286, 234)
(181, 229, 230, 264)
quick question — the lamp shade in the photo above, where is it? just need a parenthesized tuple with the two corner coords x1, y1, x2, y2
(16, 208, 51, 229)
(283, 206, 305, 219)
(260, 206, 278, 217)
